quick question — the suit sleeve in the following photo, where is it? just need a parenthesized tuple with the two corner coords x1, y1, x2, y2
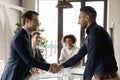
(62, 44, 87, 68)
(37, 49, 46, 63)
(14, 35, 50, 71)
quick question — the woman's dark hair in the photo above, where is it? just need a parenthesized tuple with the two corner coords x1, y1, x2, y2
(63, 34, 77, 44)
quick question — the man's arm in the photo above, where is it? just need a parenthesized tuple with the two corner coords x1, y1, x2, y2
(14, 36, 62, 73)
(14, 36, 50, 71)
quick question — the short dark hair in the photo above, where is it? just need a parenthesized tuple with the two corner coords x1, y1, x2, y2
(31, 31, 40, 38)
(22, 11, 39, 25)
(63, 34, 76, 44)
(80, 6, 97, 20)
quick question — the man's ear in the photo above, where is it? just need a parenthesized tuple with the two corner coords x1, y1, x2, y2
(85, 15, 90, 21)
(25, 18, 30, 23)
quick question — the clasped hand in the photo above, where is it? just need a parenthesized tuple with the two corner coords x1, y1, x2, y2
(49, 63, 63, 73)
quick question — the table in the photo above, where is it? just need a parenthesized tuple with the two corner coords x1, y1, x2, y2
(26, 66, 85, 80)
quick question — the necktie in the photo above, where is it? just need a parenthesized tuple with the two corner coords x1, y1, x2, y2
(29, 35, 32, 55)
(32, 48, 36, 59)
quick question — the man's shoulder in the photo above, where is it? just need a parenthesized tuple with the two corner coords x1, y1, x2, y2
(93, 25, 106, 32)
(18, 28, 28, 35)
(12, 29, 29, 43)
(15, 28, 29, 39)
(90, 25, 107, 36)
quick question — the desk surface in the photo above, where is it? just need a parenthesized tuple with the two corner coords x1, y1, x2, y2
(26, 67, 85, 80)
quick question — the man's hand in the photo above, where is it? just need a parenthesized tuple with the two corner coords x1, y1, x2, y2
(29, 68, 43, 76)
(49, 63, 64, 73)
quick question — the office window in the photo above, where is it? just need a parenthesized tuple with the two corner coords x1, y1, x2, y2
(86, 1, 104, 27)
(63, 2, 81, 47)
(84, 1, 105, 63)
(38, 1, 58, 63)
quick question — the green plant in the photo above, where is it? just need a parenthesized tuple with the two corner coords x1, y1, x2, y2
(36, 27, 47, 53)
(14, 23, 22, 33)
(15, 23, 47, 53)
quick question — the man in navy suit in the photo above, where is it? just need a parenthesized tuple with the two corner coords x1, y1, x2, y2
(58, 6, 119, 80)
(1, 11, 60, 80)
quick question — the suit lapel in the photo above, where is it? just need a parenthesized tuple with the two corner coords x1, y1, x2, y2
(20, 28, 32, 55)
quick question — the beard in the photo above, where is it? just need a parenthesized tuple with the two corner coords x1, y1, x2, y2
(81, 24, 87, 29)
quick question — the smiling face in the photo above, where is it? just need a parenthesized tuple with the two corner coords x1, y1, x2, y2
(65, 38, 73, 47)
(32, 33, 40, 47)
(27, 14, 39, 32)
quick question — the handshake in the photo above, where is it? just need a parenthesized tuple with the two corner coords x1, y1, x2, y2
(30, 64, 64, 76)
(49, 63, 64, 73)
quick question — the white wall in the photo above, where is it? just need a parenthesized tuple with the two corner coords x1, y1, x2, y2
(23, 0, 36, 11)
(0, 0, 21, 61)
(0, 0, 36, 76)
(107, 0, 120, 76)
(0, 0, 22, 76)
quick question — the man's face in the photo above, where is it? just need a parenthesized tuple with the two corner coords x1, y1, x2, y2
(32, 34, 40, 46)
(28, 14, 39, 32)
(78, 12, 88, 29)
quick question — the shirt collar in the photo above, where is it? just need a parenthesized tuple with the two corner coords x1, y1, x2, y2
(32, 45, 36, 49)
(22, 26, 31, 36)
(32, 45, 37, 49)
(86, 22, 97, 34)
(66, 46, 75, 50)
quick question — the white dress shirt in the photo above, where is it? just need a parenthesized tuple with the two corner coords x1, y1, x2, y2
(59, 46, 79, 63)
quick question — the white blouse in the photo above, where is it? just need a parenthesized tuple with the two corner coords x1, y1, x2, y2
(59, 46, 79, 63)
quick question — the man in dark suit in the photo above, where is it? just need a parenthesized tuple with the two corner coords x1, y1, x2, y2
(1, 11, 60, 80)
(29, 31, 46, 75)
(31, 31, 46, 62)
(58, 6, 119, 80)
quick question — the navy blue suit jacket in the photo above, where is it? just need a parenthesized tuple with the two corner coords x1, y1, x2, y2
(62, 22, 118, 80)
(1, 28, 50, 80)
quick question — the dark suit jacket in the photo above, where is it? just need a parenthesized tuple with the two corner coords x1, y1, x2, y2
(62, 22, 118, 80)
(33, 48, 46, 63)
(1, 28, 50, 80)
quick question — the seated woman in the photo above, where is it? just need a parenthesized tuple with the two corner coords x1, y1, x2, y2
(59, 34, 81, 67)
